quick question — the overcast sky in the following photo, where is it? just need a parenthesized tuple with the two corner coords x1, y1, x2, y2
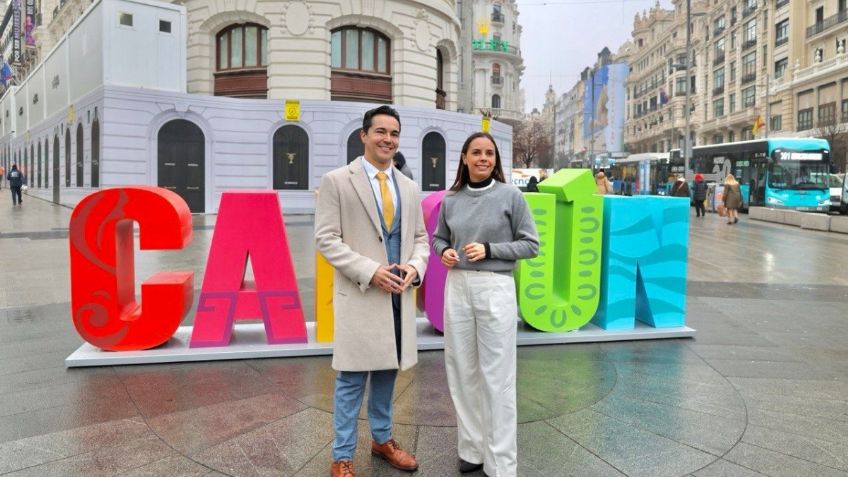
(516, 0, 674, 112)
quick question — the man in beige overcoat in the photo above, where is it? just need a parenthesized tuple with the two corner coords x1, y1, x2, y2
(315, 105, 429, 477)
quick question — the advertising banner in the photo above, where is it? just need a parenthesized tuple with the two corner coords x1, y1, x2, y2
(11, 0, 21, 64)
(25, 0, 36, 47)
(582, 63, 628, 156)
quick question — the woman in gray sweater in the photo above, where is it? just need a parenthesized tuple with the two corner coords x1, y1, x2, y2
(432, 132, 539, 477)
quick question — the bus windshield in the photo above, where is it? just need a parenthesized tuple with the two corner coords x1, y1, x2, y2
(769, 162, 830, 190)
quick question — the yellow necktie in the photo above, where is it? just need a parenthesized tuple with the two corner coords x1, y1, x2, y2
(376, 171, 394, 230)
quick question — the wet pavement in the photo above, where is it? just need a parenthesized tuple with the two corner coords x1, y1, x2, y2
(1, 192, 847, 476)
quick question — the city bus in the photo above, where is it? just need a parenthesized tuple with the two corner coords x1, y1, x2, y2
(689, 138, 831, 212)
(609, 152, 671, 195)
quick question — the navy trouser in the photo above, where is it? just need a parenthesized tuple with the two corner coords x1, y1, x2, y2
(10, 186, 21, 205)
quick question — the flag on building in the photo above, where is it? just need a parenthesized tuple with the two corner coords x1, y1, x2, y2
(752, 115, 765, 136)
(0, 63, 13, 86)
(659, 89, 669, 106)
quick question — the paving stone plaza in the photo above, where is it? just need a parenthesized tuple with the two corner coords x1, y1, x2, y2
(1, 193, 847, 476)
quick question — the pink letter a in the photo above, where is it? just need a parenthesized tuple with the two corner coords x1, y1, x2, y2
(190, 191, 307, 347)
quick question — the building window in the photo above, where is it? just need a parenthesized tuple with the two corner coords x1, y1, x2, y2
(713, 67, 725, 95)
(842, 99, 848, 123)
(742, 51, 757, 83)
(743, 19, 757, 48)
(330, 27, 392, 103)
(742, 86, 756, 107)
(819, 102, 836, 126)
(675, 77, 688, 96)
(492, 94, 501, 109)
(774, 58, 788, 79)
(436, 49, 446, 109)
(797, 108, 813, 130)
(770, 114, 782, 131)
(712, 133, 724, 144)
(119, 12, 133, 27)
(775, 19, 788, 46)
(159, 20, 172, 33)
(713, 15, 725, 36)
(729, 61, 736, 82)
(217, 24, 268, 71)
(214, 23, 269, 98)
(741, 127, 753, 140)
(713, 98, 725, 117)
(729, 92, 736, 113)
(714, 38, 725, 64)
(331, 27, 390, 74)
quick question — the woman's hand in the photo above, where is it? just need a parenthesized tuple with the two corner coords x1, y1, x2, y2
(463, 242, 486, 262)
(441, 248, 460, 268)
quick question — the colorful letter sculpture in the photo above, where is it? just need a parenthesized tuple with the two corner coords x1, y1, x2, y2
(593, 196, 689, 329)
(516, 170, 604, 332)
(419, 190, 448, 332)
(315, 252, 334, 342)
(69, 186, 194, 351)
(189, 191, 307, 347)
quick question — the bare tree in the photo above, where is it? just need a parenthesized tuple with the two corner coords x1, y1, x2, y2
(513, 118, 552, 169)
(814, 121, 848, 172)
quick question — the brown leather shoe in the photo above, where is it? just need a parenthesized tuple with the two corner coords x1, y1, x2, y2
(330, 460, 355, 477)
(371, 439, 419, 471)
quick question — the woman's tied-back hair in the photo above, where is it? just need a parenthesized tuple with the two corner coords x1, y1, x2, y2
(448, 132, 506, 192)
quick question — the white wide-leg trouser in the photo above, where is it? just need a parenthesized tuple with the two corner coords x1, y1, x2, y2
(444, 269, 518, 477)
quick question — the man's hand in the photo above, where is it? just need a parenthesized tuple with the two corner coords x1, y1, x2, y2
(396, 264, 419, 291)
(371, 264, 405, 294)
(463, 242, 486, 263)
(441, 248, 459, 268)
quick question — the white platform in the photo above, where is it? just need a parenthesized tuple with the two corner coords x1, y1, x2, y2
(65, 318, 696, 367)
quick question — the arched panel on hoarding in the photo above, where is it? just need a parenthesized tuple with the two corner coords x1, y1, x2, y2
(272, 125, 309, 190)
(91, 119, 100, 187)
(37, 142, 42, 188)
(65, 128, 71, 187)
(421, 131, 446, 191)
(44, 138, 49, 189)
(76, 124, 84, 187)
(346, 129, 363, 164)
(52, 135, 60, 203)
(157, 119, 205, 213)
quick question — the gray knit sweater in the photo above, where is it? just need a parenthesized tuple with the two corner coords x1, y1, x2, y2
(432, 181, 539, 272)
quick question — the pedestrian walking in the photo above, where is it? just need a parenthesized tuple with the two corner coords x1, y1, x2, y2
(0, 164, 4, 189)
(525, 175, 539, 192)
(314, 105, 430, 477)
(595, 170, 612, 195)
(670, 175, 691, 198)
(723, 174, 742, 224)
(692, 173, 707, 217)
(432, 132, 539, 477)
(393, 151, 413, 180)
(6, 164, 24, 206)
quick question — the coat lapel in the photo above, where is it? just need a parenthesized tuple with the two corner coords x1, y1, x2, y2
(349, 157, 383, 236)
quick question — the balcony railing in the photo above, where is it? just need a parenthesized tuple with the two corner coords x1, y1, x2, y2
(775, 36, 788, 47)
(742, 4, 756, 18)
(806, 10, 848, 38)
(713, 86, 725, 96)
(491, 75, 503, 86)
(491, 12, 505, 23)
(741, 72, 756, 84)
(675, 90, 687, 97)
(776, 0, 789, 9)
(743, 38, 757, 50)
(713, 54, 725, 65)
(713, 25, 725, 37)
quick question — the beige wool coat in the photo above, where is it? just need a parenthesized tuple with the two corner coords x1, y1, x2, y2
(314, 157, 430, 372)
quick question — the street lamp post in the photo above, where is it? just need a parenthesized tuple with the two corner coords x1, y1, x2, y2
(683, 0, 692, 180)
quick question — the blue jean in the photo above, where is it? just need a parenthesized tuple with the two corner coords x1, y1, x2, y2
(332, 368, 398, 460)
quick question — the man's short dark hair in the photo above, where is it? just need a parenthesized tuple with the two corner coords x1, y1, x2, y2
(362, 105, 401, 132)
